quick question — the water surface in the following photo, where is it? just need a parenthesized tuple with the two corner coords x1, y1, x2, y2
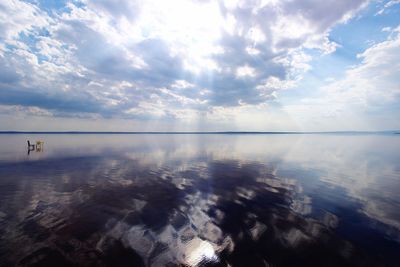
(0, 134, 399, 266)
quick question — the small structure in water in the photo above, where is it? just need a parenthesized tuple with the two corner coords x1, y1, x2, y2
(27, 140, 44, 154)
(35, 141, 44, 152)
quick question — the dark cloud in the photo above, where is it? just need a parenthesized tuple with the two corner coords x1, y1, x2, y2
(0, 58, 21, 84)
(0, 85, 105, 114)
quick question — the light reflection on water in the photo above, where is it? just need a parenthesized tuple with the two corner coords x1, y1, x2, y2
(0, 134, 399, 267)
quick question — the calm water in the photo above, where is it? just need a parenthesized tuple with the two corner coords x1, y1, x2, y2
(0, 134, 399, 267)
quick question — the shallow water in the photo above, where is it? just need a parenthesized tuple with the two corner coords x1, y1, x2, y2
(0, 134, 399, 267)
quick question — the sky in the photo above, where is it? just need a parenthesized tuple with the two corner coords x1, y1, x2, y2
(0, 0, 399, 131)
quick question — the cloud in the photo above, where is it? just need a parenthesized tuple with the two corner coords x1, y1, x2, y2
(284, 26, 400, 130)
(236, 65, 257, 78)
(376, 0, 400, 15)
(0, 0, 50, 41)
(0, 0, 369, 127)
(85, 0, 141, 20)
(324, 26, 400, 106)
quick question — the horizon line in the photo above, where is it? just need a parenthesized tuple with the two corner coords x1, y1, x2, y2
(0, 130, 399, 135)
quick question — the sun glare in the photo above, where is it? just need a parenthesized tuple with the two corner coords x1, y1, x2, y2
(135, 0, 226, 74)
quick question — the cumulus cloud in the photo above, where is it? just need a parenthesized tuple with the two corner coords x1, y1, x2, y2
(0, 0, 50, 41)
(323, 27, 400, 106)
(0, 0, 369, 127)
(284, 26, 400, 130)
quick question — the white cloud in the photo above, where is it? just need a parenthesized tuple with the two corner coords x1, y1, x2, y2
(258, 76, 296, 90)
(284, 28, 400, 131)
(376, 0, 400, 15)
(245, 46, 260, 55)
(325, 28, 400, 104)
(0, 0, 50, 40)
(236, 65, 257, 78)
(0, 0, 371, 130)
(171, 80, 195, 89)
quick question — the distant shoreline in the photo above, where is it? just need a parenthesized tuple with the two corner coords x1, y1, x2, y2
(0, 131, 399, 135)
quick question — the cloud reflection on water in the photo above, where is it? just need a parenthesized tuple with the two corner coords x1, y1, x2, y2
(0, 134, 399, 266)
